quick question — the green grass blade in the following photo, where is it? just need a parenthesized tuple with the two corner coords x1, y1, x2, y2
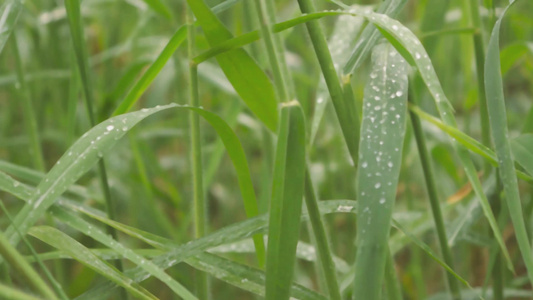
(391, 220, 472, 289)
(310, 10, 364, 144)
(28, 226, 158, 300)
(511, 134, 533, 176)
(185, 252, 327, 300)
(0, 0, 22, 54)
(265, 101, 306, 300)
(484, 0, 533, 286)
(112, 26, 187, 115)
(186, 0, 278, 131)
(339, 7, 514, 271)
(0, 230, 58, 299)
(409, 105, 533, 181)
(48, 208, 198, 299)
(342, 0, 407, 75)
(0, 282, 45, 300)
(4, 104, 177, 246)
(353, 43, 408, 300)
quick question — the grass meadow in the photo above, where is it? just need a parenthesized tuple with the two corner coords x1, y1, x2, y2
(1, 0, 533, 299)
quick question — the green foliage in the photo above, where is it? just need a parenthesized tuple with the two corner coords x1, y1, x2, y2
(1, 0, 533, 299)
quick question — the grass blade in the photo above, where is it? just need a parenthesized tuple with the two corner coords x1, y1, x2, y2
(185, 252, 327, 300)
(0, 230, 58, 299)
(186, 0, 278, 131)
(48, 207, 197, 299)
(28, 226, 157, 300)
(0, 0, 21, 54)
(4, 104, 177, 246)
(353, 43, 408, 299)
(265, 101, 306, 300)
(338, 7, 515, 271)
(0, 282, 45, 300)
(511, 134, 533, 176)
(484, 0, 533, 286)
(112, 26, 187, 116)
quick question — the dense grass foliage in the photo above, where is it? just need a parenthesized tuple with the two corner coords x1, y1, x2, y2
(1, 0, 533, 299)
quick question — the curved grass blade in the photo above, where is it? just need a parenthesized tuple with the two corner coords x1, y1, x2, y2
(112, 26, 187, 115)
(342, 0, 407, 75)
(510, 134, 533, 176)
(484, 0, 533, 286)
(353, 43, 408, 299)
(186, 252, 327, 300)
(5, 102, 265, 264)
(265, 101, 306, 300)
(339, 7, 514, 271)
(0, 0, 22, 54)
(28, 226, 157, 300)
(48, 207, 197, 299)
(74, 199, 356, 299)
(4, 104, 177, 246)
(186, 0, 278, 131)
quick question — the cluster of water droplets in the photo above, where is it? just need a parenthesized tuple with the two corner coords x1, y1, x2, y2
(356, 43, 408, 231)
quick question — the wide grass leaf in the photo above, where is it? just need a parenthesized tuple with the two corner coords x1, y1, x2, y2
(353, 43, 408, 299)
(265, 101, 307, 300)
(186, 0, 278, 131)
(28, 226, 157, 300)
(484, 0, 533, 286)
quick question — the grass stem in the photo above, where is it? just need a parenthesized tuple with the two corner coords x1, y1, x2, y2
(408, 84, 462, 300)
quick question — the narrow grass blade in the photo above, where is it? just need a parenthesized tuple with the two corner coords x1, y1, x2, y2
(484, 0, 533, 286)
(409, 105, 532, 181)
(265, 101, 306, 300)
(48, 207, 198, 299)
(391, 220, 472, 289)
(342, 0, 407, 75)
(0, 0, 22, 54)
(112, 26, 187, 115)
(0, 283, 44, 300)
(186, 0, 278, 131)
(353, 43, 408, 299)
(511, 134, 533, 176)
(310, 10, 364, 144)
(185, 252, 327, 300)
(28, 226, 158, 300)
(0, 230, 58, 299)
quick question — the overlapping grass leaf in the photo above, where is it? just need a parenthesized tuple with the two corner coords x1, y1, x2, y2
(0, 0, 22, 54)
(28, 226, 157, 300)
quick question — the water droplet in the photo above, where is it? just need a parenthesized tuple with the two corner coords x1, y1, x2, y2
(106, 125, 115, 131)
(362, 162, 368, 168)
(415, 52, 421, 59)
(375, 183, 381, 189)
(396, 91, 403, 97)
(392, 25, 399, 31)
(370, 73, 377, 79)
(379, 198, 386, 204)
(388, 162, 393, 168)
(13, 182, 20, 187)
(374, 96, 381, 100)
(122, 126, 128, 131)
